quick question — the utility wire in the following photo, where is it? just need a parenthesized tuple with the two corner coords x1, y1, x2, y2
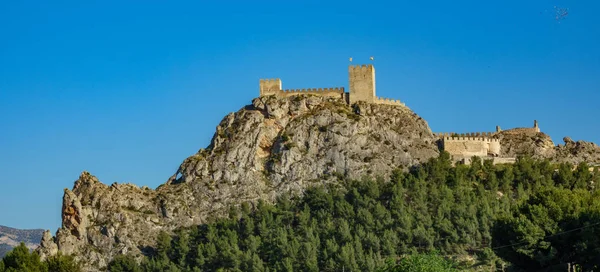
(492, 221, 600, 250)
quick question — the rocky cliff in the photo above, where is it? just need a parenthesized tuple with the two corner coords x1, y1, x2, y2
(552, 137, 600, 164)
(37, 95, 600, 271)
(497, 129, 600, 164)
(37, 95, 440, 270)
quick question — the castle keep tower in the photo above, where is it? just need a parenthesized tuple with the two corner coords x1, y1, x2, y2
(348, 64, 376, 104)
(259, 78, 282, 96)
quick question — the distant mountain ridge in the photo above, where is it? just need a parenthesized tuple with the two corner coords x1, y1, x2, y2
(0, 225, 44, 258)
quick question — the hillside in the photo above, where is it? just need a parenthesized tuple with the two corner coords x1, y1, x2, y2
(105, 155, 600, 271)
(0, 225, 44, 258)
(36, 95, 439, 269)
(36, 95, 600, 271)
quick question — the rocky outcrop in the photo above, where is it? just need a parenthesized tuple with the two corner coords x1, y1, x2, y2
(38, 95, 440, 271)
(171, 96, 438, 189)
(38, 171, 169, 269)
(496, 129, 556, 158)
(497, 130, 600, 165)
(552, 137, 600, 165)
(37, 231, 58, 260)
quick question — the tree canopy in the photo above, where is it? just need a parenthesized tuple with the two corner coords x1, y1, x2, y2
(8, 153, 599, 271)
(492, 187, 600, 271)
(0, 243, 80, 272)
(103, 153, 599, 271)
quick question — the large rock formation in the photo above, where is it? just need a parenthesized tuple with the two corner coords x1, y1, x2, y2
(496, 129, 556, 158)
(37, 95, 600, 271)
(497, 129, 600, 165)
(38, 95, 440, 270)
(552, 137, 600, 165)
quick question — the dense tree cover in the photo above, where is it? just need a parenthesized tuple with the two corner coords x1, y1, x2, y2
(0, 243, 81, 272)
(376, 252, 459, 272)
(5, 152, 594, 271)
(108, 255, 143, 272)
(493, 187, 600, 271)
(102, 152, 598, 271)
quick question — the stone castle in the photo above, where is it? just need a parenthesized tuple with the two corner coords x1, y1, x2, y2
(259, 64, 542, 164)
(433, 120, 541, 164)
(259, 64, 405, 106)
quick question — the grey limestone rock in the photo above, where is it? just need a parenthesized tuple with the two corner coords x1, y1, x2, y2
(552, 137, 600, 165)
(497, 130, 600, 165)
(37, 230, 58, 260)
(38, 95, 600, 271)
(37, 95, 439, 271)
(496, 129, 556, 158)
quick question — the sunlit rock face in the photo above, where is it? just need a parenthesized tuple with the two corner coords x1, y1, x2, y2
(38, 95, 440, 271)
(37, 95, 600, 271)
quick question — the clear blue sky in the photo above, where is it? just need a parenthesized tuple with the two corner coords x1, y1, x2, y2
(1, 0, 598, 231)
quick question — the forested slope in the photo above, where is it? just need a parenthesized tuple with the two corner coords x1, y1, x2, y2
(102, 153, 600, 272)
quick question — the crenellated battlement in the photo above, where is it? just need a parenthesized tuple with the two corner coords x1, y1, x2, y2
(259, 63, 391, 106)
(348, 64, 374, 73)
(433, 132, 497, 138)
(255, 65, 541, 165)
(279, 87, 345, 99)
(443, 137, 500, 143)
(259, 78, 280, 83)
(281, 87, 345, 94)
(435, 130, 502, 158)
(434, 120, 540, 161)
(374, 96, 405, 106)
(259, 77, 345, 100)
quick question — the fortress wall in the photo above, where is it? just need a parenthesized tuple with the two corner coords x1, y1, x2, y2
(501, 127, 540, 135)
(374, 97, 405, 106)
(443, 137, 499, 143)
(498, 121, 540, 135)
(443, 140, 488, 157)
(461, 157, 516, 165)
(489, 140, 501, 156)
(279, 87, 345, 99)
(441, 137, 501, 157)
(433, 132, 497, 138)
(258, 77, 346, 100)
(493, 157, 516, 164)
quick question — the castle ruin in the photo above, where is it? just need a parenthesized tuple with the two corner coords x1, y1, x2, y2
(259, 64, 543, 165)
(434, 120, 541, 164)
(259, 64, 405, 106)
(436, 133, 501, 158)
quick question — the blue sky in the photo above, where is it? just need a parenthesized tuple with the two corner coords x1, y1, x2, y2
(0, 0, 598, 230)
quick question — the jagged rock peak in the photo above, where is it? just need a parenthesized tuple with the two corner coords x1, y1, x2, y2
(563, 136, 575, 145)
(72, 171, 100, 194)
(168, 95, 439, 189)
(496, 131, 600, 165)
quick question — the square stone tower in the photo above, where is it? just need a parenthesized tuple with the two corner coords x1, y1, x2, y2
(348, 64, 376, 104)
(259, 79, 282, 96)
(533, 120, 540, 132)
